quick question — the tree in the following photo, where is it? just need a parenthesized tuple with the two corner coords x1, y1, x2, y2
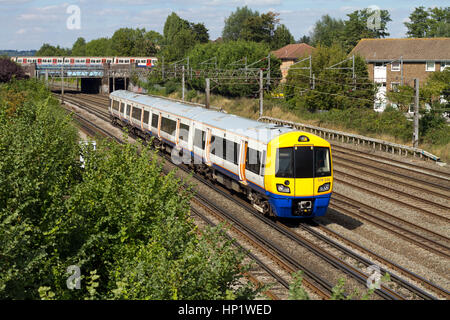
(298, 35, 311, 45)
(0, 58, 27, 83)
(272, 24, 295, 49)
(110, 28, 137, 56)
(341, 8, 391, 52)
(161, 13, 201, 61)
(222, 6, 259, 41)
(163, 12, 191, 44)
(190, 23, 209, 43)
(428, 7, 450, 37)
(71, 37, 86, 56)
(86, 38, 112, 56)
(405, 6, 429, 38)
(240, 11, 280, 45)
(405, 6, 450, 38)
(310, 15, 345, 47)
(35, 43, 68, 56)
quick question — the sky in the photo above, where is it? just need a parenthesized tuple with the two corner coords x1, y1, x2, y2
(0, 0, 447, 50)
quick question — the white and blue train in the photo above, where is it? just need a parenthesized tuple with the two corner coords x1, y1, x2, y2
(109, 90, 333, 218)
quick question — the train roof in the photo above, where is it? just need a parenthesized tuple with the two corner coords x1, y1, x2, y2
(110, 90, 296, 144)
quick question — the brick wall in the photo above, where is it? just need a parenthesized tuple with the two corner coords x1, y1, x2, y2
(368, 61, 444, 90)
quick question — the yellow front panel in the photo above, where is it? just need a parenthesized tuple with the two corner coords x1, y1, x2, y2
(265, 131, 332, 197)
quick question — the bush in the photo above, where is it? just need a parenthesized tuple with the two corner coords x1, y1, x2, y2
(0, 58, 27, 83)
(0, 80, 80, 299)
(165, 80, 180, 95)
(0, 79, 258, 300)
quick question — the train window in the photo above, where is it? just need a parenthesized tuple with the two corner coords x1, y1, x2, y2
(152, 113, 159, 128)
(246, 147, 261, 175)
(132, 106, 142, 121)
(113, 100, 120, 111)
(295, 146, 314, 179)
(143, 111, 150, 125)
(210, 135, 224, 159)
(120, 102, 125, 114)
(161, 117, 176, 135)
(126, 104, 131, 117)
(314, 147, 331, 177)
(194, 129, 206, 150)
(275, 148, 293, 178)
(179, 123, 190, 142)
(224, 139, 239, 165)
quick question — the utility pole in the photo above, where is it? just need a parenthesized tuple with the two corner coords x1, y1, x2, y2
(267, 53, 271, 90)
(400, 56, 404, 86)
(352, 54, 356, 91)
(162, 56, 165, 81)
(413, 78, 419, 148)
(259, 69, 264, 117)
(182, 65, 185, 101)
(61, 64, 64, 104)
(309, 55, 312, 88)
(205, 78, 210, 109)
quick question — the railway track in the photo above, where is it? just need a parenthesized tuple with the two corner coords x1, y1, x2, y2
(60, 98, 307, 300)
(331, 144, 450, 179)
(57, 92, 449, 300)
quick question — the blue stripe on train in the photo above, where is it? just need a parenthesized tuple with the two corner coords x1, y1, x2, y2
(266, 191, 332, 218)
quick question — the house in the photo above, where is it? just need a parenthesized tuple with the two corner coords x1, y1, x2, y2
(272, 43, 315, 81)
(351, 38, 450, 111)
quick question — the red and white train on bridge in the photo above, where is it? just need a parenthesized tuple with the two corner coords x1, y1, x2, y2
(11, 56, 158, 68)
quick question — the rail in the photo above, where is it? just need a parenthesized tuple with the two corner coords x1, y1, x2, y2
(258, 116, 441, 162)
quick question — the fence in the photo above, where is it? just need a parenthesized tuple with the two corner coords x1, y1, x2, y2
(258, 116, 440, 162)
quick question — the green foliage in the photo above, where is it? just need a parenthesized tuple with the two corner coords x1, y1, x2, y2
(161, 13, 207, 62)
(71, 37, 87, 56)
(284, 44, 374, 111)
(420, 110, 450, 146)
(35, 43, 69, 56)
(422, 69, 450, 104)
(86, 38, 112, 57)
(310, 15, 346, 47)
(386, 85, 415, 113)
(110, 28, 163, 57)
(310, 9, 391, 52)
(222, 6, 260, 42)
(186, 90, 198, 101)
(165, 80, 180, 95)
(0, 79, 256, 300)
(341, 8, 391, 52)
(186, 40, 281, 97)
(222, 8, 293, 50)
(405, 6, 450, 38)
(271, 24, 295, 49)
(0, 79, 80, 299)
(288, 271, 309, 300)
(0, 58, 27, 83)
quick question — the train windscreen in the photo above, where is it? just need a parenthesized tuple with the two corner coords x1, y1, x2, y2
(275, 146, 331, 178)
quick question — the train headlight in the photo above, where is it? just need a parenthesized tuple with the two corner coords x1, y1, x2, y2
(277, 184, 291, 193)
(317, 182, 330, 193)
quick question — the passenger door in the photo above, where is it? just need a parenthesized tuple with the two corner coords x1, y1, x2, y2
(294, 145, 315, 197)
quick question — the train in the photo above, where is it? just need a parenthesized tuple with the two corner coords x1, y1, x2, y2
(109, 90, 333, 219)
(11, 56, 157, 68)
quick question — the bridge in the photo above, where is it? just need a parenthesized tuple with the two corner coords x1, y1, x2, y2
(35, 64, 150, 94)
